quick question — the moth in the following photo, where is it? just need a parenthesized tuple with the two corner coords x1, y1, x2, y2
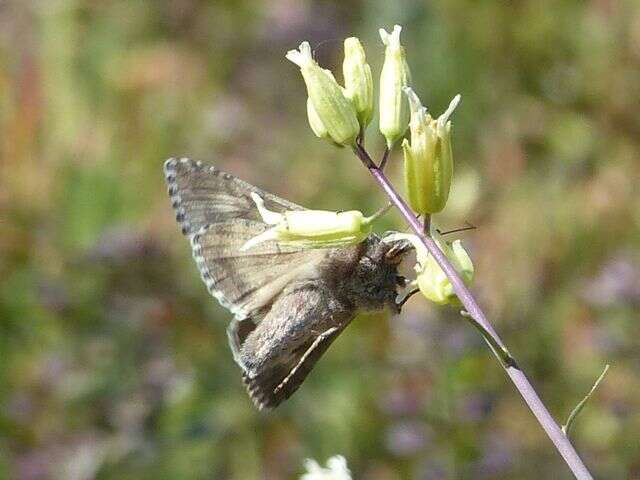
(164, 158, 411, 409)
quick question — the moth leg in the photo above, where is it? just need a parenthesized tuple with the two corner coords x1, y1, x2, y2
(273, 326, 339, 395)
(396, 286, 421, 309)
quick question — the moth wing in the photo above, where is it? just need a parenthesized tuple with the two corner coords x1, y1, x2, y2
(164, 158, 327, 319)
(238, 286, 354, 410)
(164, 157, 303, 236)
(244, 325, 347, 409)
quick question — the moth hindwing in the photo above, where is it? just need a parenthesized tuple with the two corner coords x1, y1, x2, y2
(164, 158, 407, 409)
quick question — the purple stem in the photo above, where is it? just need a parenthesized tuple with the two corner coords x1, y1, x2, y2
(353, 143, 593, 480)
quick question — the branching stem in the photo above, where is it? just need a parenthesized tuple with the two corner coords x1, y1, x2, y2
(379, 146, 391, 170)
(352, 142, 593, 480)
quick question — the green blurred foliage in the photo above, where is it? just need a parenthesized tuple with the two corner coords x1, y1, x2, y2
(1, 0, 640, 478)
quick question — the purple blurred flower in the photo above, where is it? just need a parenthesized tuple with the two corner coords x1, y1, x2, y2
(385, 421, 432, 457)
(581, 253, 640, 307)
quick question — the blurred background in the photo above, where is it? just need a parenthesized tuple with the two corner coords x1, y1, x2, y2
(1, 0, 639, 478)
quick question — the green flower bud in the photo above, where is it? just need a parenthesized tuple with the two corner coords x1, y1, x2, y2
(343, 37, 373, 129)
(417, 236, 473, 305)
(384, 231, 474, 305)
(241, 193, 375, 251)
(307, 97, 329, 139)
(286, 41, 360, 146)
(379, 25, 411, 148)
(402, 87, 460, 214)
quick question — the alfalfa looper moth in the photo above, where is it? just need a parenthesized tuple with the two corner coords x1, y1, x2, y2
(164, 158, 410, 409)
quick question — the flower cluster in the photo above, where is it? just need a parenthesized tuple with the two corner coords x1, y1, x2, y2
(281, 25, 473, 305)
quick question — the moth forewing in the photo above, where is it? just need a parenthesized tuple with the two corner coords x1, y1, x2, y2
(165, 157, 325, 318)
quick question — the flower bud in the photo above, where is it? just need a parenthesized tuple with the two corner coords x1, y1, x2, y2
(379, 25, 411, 148)
(241, 193, 374, 251)
(286, 41, 360, 146)
(402, 87, 460, 214)
(343, 37, 373, 129)
(307, 97, 329, 139)
(383, 231, 474, 305)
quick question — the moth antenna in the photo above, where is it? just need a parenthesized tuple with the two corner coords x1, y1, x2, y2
(436, 221, 477, 236)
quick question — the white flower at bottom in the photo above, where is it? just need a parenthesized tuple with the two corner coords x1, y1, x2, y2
(300, 455, 352, 480)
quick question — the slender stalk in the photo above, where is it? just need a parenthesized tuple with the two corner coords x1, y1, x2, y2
(353, 143, 593, 480)
(423, 214, 431, 236)
(562, 364, 610, 437)
(379, 146, 391, 170)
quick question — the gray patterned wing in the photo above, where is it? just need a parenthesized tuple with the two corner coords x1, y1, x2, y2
(164, 157, 303, 236)
(164, 157, 327, 320)
(238, 285, 355, 409)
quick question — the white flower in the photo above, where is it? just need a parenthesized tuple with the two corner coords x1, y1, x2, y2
(300, 455, 352, 480)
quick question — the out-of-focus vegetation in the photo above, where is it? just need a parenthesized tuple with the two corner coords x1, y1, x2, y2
(2, 1, 639, 478)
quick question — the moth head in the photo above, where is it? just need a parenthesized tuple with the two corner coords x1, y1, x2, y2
(381, 231, 414, 265)
(349, 234, 413, 312)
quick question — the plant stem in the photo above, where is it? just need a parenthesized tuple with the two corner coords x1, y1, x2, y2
(423, 214, 431, 236)
(352, 143, 593, 480)
(379, 146, 391, 170)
